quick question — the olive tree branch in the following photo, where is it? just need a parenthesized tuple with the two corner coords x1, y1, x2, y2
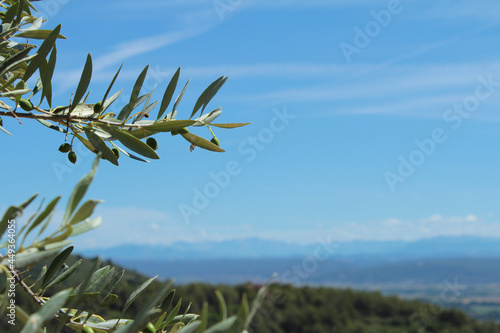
(0, 110, 152, 128)
(1, 263, 45, 307)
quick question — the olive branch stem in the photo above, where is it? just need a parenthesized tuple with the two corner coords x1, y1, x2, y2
(0, 110, 155, 128)
(1, 263, 45, 307)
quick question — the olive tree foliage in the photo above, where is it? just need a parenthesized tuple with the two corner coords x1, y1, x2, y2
(1, 159, 268, 333)
(0, 0, 265, 332)
(0, 1, 249, 164)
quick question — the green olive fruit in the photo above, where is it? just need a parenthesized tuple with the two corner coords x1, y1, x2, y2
(82, 326, 95, 333)
(59, 143, 72, 153)
(0, 117, 3, 126)
(93, 101, 103, 113)
(146, 137, 158, 150)
(68, 151, 77, 164)
(19, 99, 34, 111)
(210, 137, 220, 147)
(144, 322, 155, 333)
(177, 127, 189, 134)
(112, 148, 120, 158)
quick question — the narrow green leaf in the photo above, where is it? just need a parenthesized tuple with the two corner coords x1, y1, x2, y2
(23, 24, 61, 81)
(86, 267, 116, 294)
(159, 289, 175, 313)
(2, 2, 19, 24)
(39, 59, 53, 107)
(112, 128, 159, 159)
(84, 128, 119, 166)
(195, 302, 208, 333)
(0, 124, 12, 135)
(137, 101, 158, 122)
(205, 316, 237, 333)
(181, 133, 225, 152)
(15, 29, 67, 39)
(234, 293, 249, 330)
(114, 145, 150, 163)
(130, 93, 150, 112)
(117, 65, 149, 121)
(157, 67, 180, 120)
(73, 132, 96, 153)
(0, 46, 35, 78)
(72, 266, 110, 295)
(41, 46, 56, 106)
(16, 0, 26, 22)
(121, 275, 158, 317)
(63, 156, 99, 224)
(5, 240, 72, 268)
(172, 79, 190, 114)
(101, 294, 119, 307)
(0, 126, 12, 135)
(154, 312, 167, 331)
(115, 280, 173, 333)
(0, 194, 37, 239)
(85, 319, 130, 331)
(161, 298, 182, 328)
(179, 321, 201, 333)
(142, 119, 196, 133)
(69, 216, 101, 237)
(18, 201, 43, 243)
(81, 90, 92, 104)
(101, 63, 123, 110)
(163, 109, 177, 120)
(15, 0, 24, 24)
(67, 200, 102, 225)
(23, 16, 43, 32)
(101, 89, 123, 114)
(0, 73, 21, 92)
(70, 53, 93, 111)
(34, 210, 56, 244)
(20, 289, 71, 333)
(215, 290, 227, 321)
(25, 196, 60, 237)
(1, 207, 21, 240)
(36, 119, 68, 133)
(30, 78, 43, 99)
(41, 246, 73, 289)
(209, 123, 252, 129)
(20, 194, 38, 210)
(134, 88, 157, 123)
(0, 88, 30, 97)
(33, 265, 48, 289)
(55, 257, 102, 332)
(190, 76, 227, 119)
(99, 270, 124, 307)
(192, 108, 222, 127)
(246, 285, 268, 329)
(43, 259, 82, 290)
(67, 291, 108, 309)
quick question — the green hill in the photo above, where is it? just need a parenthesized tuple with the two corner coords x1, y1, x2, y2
(5, 254, 500, 333)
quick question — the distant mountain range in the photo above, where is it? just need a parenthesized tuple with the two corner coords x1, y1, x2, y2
(114, 257, 500, 286)
(78, 236, 500, 285)
(81, 236, 500, 261)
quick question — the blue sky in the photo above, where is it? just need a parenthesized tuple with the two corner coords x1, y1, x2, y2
(2, 0, 500, 249)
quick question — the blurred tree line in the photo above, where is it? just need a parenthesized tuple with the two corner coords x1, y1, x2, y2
(6, 254, 500, 333)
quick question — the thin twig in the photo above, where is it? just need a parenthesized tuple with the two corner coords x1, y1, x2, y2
(0, 111, 152, 128)
(7, 265, 45, 306)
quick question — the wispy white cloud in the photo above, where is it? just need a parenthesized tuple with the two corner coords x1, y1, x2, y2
(56, 60, 500, 119)
(54, 26, 212, 91)
(412, 1, 500, 22)
(235, 214, 498, 244)
(69, 204, 499, 247)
